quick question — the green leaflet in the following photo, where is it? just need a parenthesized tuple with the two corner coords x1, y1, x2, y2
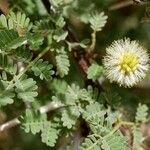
(12, 46, 32, 62)
(21, 109, 47, 134)
(27, 33, 44, 49)
(21, 109, 59, 147)
(0, 29, 26, 51)
(99, 90, 122, 109)
(0, 12, 32, 36)
(65, 83, 93, 105)
(83, 102, 105, 122)
(41, 122, 59, 147)
(53, 30, 68, 42)
(33, 19, 56, 34)
(0, 79, 15, 107)
(60, 83, 92, 129)
(87, 63, 104, 80)
(132, 127, 142, 150)
(81, 102, 129, 150)
(50, 79, 68, 94)
(80, 135, 101, 150)
(31, 59, 54, 81)
(89, 11, 108, 31)
(56, 50, 70, 77)
(0, 53, 17, 75)
(0, 90, 14, 106)
(101, 133, 129, 150)
(61, 106, 80, 129)
(135, 103, 149, 123)
(0, 29, 44, 54)
(15, 77, 38, 102)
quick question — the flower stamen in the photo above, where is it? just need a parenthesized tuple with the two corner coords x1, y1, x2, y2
(119, 51, 139, 74)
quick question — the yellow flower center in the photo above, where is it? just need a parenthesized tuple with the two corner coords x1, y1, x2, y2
(118, 51, 139, 74)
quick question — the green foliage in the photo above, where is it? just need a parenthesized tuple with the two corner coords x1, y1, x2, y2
(15, 77, 38, 102)
(41, 122, 59, 147)
(87, 63, 104, 80)
(135, 103, 149, 123)
(8, 11, 32, 34)
(0, 2, 149, 150)
(80, 135, 101, 150)
(56, 49, 70, 77)
(67, 40, 88, 51)
(0, 77, 15, 107)
(83, 102, 105, 122)
(50, 79, 68, 94)
(65, 83, 92, 104)
(21, 109, 47, 134)
(0, 11, 32, 36)
(33, 19, 55, 35)
(12, 46, 32, 62)
(88, 12, 108, 31)
(101, 133, 129, 150)
(132, 127, 142, 150)
(31, 59, 54, 80)
(54, 15, 66, 29)
(0, 29, 26, 51)
(9, 0, 48, 16)
(27, 33, 44, 49)
(99, 90, 122, 108)
(53, 30, 68, 42)
(21, 109, 59, 147)
(61, 109, 77, 129)
(81, 102, 129, 150)
(60, 84, 92, 129)
(0, 54, 17, 75)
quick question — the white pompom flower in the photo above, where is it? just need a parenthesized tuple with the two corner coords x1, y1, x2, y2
(103, 38, 149, 87)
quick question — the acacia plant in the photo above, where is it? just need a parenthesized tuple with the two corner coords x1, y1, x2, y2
(0, 0, 150, 150)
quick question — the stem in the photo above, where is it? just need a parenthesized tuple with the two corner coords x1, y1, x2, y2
(85, 134, 102, 150)
(0, 103, 75, 133)
(0, 101, 64, 132)
(104, 121, 135, 139)
(119, 121, 135, 126)
(87, 30, 96, 53)
(87, 139, 100, 150)
(0, 118, 20, 132)
(87, 120, 135, 150)
(109, 0, 133, 11)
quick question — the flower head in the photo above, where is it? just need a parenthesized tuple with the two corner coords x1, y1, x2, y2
(103, 38, 149, 87)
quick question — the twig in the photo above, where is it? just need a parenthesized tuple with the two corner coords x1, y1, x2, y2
(86, 30, 96, 54)
(109, 0, 149, 11)
(0, 102, 63, 133)
(39, 102, 64, 114)
(109, 0, 134, 11)
(5, 47, 50, 92)
(0, 118, 20, 132)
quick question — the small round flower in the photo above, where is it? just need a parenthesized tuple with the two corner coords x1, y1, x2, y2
(103, 38, 149, 87)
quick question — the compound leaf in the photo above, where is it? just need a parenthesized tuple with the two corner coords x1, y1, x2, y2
(41, 122, 59, 147)
(31, 59, 54, 80)
(135, 103, 149, 123)
(87, 63, 104, 80)
(15, 77, 38, 102)
(89, 12, 108, 31)
(56, 50, 70, 77)
(0, 29, 26, 51)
